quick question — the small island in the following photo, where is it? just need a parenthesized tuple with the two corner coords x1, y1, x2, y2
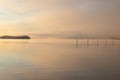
(0, 35, 31, 39)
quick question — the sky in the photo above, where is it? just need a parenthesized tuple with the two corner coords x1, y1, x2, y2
(0, 0, 120, 38)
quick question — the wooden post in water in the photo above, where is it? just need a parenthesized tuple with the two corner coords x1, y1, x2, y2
(87, 39, 89, 47)
(76, 39, 78, 48)
(96, 40, 99, 46)
(105, 39, 107, 45)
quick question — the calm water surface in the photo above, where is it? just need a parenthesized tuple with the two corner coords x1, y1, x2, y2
(0, 39, 120, 80)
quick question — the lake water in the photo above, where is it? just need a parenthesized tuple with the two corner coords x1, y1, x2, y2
(0, 39, 120, 80)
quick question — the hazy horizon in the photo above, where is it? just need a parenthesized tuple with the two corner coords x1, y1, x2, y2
(0, 0, 120, 38)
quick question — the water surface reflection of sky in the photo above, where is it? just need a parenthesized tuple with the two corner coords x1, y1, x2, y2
(0, 39, 120, 80)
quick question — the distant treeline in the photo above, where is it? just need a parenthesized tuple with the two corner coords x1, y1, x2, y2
(0, 35, 31, 39)
(108, 36, 120, 40)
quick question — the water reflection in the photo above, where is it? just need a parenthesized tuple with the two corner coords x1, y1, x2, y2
(0, 39, 120, 80)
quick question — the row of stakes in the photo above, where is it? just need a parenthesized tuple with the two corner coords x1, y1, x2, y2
(76, 39, 119, 48)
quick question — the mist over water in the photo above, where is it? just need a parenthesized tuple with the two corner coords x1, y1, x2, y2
(0, 0, 120, 79)
(0, 39, 120, 80)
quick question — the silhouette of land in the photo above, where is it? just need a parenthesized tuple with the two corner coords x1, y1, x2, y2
(0, 35, 31, 39)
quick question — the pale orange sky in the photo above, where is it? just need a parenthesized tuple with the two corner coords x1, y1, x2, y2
(0, 0, 120, 38)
